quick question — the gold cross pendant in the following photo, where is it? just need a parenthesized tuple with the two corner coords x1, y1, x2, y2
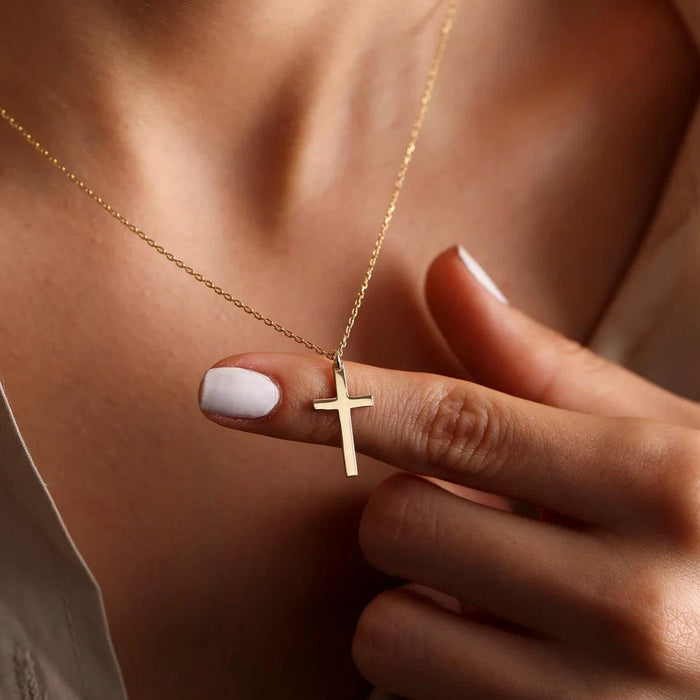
(313, 356, 373, 477)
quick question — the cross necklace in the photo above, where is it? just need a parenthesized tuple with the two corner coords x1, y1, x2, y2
(313, 356, 374, 477)
(0, 0, 457, 477)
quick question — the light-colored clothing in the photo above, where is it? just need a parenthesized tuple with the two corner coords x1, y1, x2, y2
(0, 382, 126, 698)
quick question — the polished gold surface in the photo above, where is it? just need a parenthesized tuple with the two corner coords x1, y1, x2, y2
(313, 355, 373, 478)
(0, 0, 457, 361)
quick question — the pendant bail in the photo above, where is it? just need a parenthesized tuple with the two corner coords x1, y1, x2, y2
(334, 352, 344, 372)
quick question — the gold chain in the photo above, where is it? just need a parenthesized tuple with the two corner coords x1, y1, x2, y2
(0, 0, 457, 361)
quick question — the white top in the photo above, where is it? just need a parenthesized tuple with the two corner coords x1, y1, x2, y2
(0, 381, 127, 698)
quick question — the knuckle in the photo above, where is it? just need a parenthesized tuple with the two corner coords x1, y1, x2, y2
(596, 567, 696, 679)
(360, 475, 438, 570)
(623, 582, 679, 676)
(417, 383, 508, 479)
(645, 428, 700, 547)
(352, 590, 427, 687)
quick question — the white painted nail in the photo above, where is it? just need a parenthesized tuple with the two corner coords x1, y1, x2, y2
(200, 367, 280, 418)
(457, 245, 509, 304)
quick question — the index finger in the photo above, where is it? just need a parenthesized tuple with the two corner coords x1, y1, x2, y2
(198, 352, 674, 528)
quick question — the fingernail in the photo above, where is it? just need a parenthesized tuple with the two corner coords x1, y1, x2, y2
(456, 245, 509, 304)
(200, 367, 280, 418)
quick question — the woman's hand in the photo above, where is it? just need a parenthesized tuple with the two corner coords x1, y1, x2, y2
(199, 247, 700, 699)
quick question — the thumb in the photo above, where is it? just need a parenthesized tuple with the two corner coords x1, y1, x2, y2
(426, 246, 700, 428)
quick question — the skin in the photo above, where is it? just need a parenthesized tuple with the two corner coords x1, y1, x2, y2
(203, 248, 700, 697)
(0, 0, 698, 697)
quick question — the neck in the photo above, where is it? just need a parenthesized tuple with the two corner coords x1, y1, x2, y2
(0, 0, 446, 223)
(0, 2, 344, 129)
(0, 1, 442, 149)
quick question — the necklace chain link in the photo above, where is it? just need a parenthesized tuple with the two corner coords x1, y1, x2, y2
(1, 0, 457, 361)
